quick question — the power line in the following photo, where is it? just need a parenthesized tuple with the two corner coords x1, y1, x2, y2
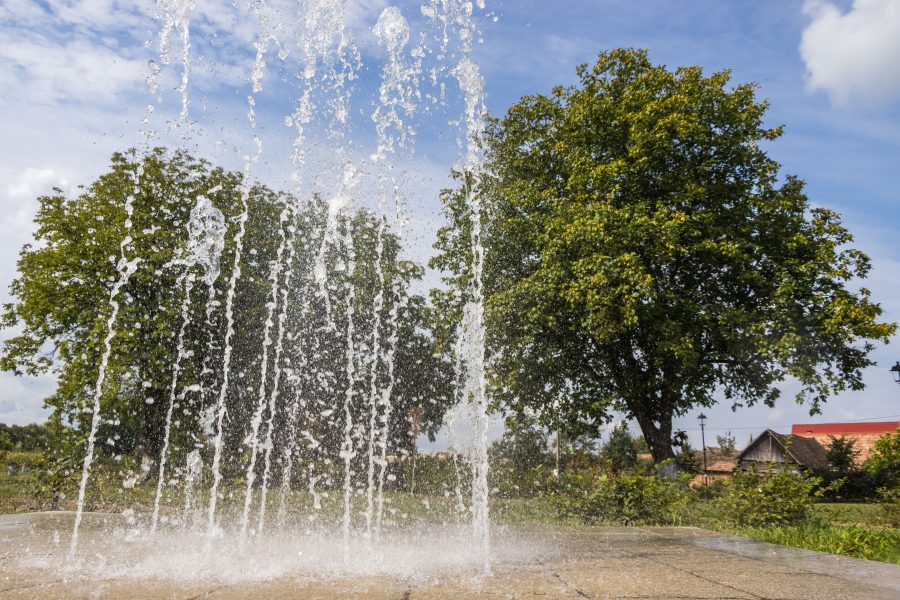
(667, 413, 900, 433)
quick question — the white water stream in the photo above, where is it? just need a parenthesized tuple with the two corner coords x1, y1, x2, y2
(69, 0, 494, 575)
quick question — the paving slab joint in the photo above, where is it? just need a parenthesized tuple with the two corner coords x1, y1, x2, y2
(535, 558, 592, 598)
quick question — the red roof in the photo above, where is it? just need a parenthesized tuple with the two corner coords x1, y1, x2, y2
(792, 422, 899, 436)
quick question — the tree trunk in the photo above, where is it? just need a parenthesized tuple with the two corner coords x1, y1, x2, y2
(642, 425, 676, 464)
(137, 383, 166, 482)
(409, 448, 417, 495)
(630, 402, 676, 465)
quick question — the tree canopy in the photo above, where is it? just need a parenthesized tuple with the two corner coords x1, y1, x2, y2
(432, 49, 895, 463)
(1, 149, 452, 490)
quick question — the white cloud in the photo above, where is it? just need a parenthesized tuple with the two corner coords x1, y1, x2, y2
(0, 371, 55, 425)
(0, 0, 47, 22)
(801, 0, 900, 108)
(0, 33, 146, 106)
(44, 0, 146, 31)
(6, 167, 67, 200)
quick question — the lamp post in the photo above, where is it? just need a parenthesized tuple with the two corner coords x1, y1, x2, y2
(891, 362, 900, 386)
(698, 413, 709, 487)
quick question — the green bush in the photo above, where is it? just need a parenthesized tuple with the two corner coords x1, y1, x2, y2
(489, 462, 552, 498)
(1, 450, 45, 472)
(391, 453, 470, 497)
(716, 466, 827, 527)
(0, 423, 51, 452)
(866, 432, 900, 490)
(878, 486, 900, 528)
(554, 465, 692, 525)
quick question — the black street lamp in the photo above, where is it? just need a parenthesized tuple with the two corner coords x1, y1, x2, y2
(698, 413, 709, 487)
(891, 362, 900, 386)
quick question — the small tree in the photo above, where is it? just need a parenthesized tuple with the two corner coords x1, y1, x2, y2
(601, 422, 638, 474)
(633, 435, 650, 455)
(817, 435, 870, 499)
(866, 432, 900, 489)
(716, 432, 736, 457)
(674, 433, 701, 475)
(489, 418, 552, 496)
(826, 435, 861, 474)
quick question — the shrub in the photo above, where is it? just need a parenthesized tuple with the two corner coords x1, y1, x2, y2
(866, 432, 900, 489)
(554, 465, 692, 525)
(0, 423, 51, 452)
(600, 423, 638, 474)
(878, 486, 900, 528)
(488, 420, 554, 497)
(814, 435, 877, 500)
(390, 453, 471, 497)
(716, 466, 828, 527)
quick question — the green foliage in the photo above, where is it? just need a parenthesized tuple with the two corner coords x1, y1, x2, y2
(827, 435, 861, 475)
(0, 149, 453, 494)
(489, 419, 553, 497)
(431, 48, 895, 464)
(716, 432, 736, 456)
(877, 486, 900, 528)
(727, 523, 900, 565)
(600, 423, 638, 474)
(866, 432, 900, 489)
(554, 466, 692, 525)
(716, 466, 828, 527)
(0, 423, 50, 451)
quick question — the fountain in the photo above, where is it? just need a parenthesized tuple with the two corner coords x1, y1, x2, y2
(46, 0, 501, 588)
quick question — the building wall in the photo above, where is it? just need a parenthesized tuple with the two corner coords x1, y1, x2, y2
(740, 434, 786, 464)
(791, 422, 899, 464)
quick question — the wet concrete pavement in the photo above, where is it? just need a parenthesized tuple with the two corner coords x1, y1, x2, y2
(1, 512, 898, 599)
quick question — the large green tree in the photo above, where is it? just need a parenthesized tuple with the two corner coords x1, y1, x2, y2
(432, 49, 895, 463)
(2, 149, 452, 492)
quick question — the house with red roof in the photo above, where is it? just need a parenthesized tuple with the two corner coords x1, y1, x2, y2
(791, 421, 899, 464)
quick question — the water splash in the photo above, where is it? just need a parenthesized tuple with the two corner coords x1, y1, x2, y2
(238, 206, 290, 541)
(152, 196, 226, 534)
(366, 5, 422, 538)
(69, 178, 141, 557)
(336, 164, 361, 561)
(67, 0, 495, 574)
(157, 0, 196, 129)
(256, 207, 300, 536)
(445, 1, 492, 575)
(181, 449, 203, 524)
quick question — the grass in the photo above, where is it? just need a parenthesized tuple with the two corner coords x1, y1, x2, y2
(681, 497, 899, 564)
(720, 523, 900, 565)
(810, 502, 884, 526)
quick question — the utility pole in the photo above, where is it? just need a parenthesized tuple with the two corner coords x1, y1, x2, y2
(699, 413, 709, 487)
(555, 422, 561, 477)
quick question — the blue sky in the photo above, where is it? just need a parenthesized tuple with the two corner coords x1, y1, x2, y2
(1, 0, 898, 449)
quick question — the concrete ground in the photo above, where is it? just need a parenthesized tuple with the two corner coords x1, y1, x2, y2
(1, 512, 898, 599)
